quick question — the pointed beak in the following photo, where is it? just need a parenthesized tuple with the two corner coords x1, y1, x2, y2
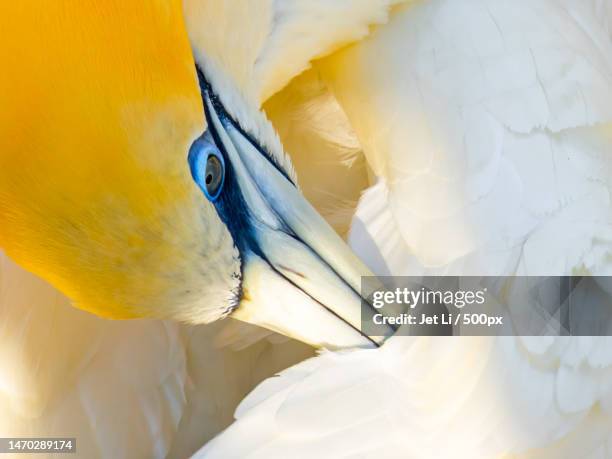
(197, 72, 395, 349)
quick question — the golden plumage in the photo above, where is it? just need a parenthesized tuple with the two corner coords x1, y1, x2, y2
(0, 1, 239, 320)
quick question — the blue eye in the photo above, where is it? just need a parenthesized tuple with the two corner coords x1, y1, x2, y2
(188, 134, 226, 202)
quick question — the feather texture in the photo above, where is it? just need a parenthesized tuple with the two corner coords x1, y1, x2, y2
(183, 0, 403, 187)
(0, 252, 312, 458)
(200, 0, 612, 457)
(0, 251, 187, 458)
(264, 69, 369, 237)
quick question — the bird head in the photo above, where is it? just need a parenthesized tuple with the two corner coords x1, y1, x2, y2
(0, 1, 394, 349)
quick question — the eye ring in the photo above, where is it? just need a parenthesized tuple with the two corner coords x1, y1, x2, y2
(188, 134, 226, 203)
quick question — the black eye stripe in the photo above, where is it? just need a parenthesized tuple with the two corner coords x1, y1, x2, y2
(190, 66, 293, 260)
(194, 65, 296, 187)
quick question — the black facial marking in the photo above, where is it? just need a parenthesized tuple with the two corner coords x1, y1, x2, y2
(194, 66, 295, 186)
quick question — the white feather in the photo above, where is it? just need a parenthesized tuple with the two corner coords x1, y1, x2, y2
(0, 252, 312, 458)
(200, 0, 612, 457)
(0, 251, 187, 459)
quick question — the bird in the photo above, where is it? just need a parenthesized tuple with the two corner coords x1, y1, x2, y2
(2, 0, 612, 458)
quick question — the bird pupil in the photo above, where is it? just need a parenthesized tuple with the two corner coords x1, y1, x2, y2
(206, 174, 213, 185)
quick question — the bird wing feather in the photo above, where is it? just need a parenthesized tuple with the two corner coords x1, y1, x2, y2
(0, 251, 188, 459)
(183, 0, 405, 103)
(0, 252, 312, 458)
(200, 0, 612, 457)
(264, 69, 370, 237)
